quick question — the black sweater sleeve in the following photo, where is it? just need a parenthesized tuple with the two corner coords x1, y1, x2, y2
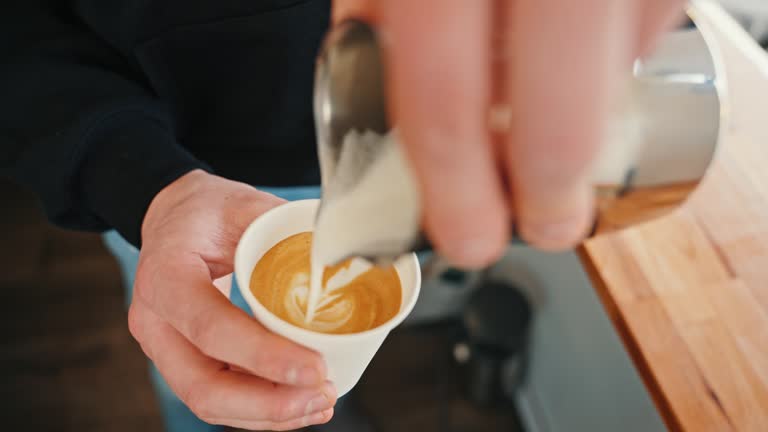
(0, 1, 208, 247)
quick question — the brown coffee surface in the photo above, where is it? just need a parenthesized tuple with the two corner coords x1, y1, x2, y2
(250, 232, 402, 334)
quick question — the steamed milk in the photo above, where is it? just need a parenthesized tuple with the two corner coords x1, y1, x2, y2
(250, 130, 413, 332)
(306, 130, 420, 323)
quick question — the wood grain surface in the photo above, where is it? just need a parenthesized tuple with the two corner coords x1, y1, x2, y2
(579, 3, 768, 431)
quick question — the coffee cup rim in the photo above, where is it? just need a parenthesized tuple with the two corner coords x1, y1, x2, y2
(234, 198, 422, 343)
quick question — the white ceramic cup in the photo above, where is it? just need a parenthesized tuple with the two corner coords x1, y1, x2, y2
(234, 199, 421, 396)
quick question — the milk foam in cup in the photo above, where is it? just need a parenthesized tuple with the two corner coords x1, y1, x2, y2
(235, 199, 421, 396)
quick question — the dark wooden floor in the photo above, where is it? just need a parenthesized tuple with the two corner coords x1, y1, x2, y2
(0, 178, 522, 432)
(0, 179, 164, 431)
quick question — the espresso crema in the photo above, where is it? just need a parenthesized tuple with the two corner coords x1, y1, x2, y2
(250, 232, 402, 334)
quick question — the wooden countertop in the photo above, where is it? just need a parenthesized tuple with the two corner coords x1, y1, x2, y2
(578, 3, 768, 431)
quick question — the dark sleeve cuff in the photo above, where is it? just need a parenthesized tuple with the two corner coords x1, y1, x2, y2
(79, 111, 210, 248)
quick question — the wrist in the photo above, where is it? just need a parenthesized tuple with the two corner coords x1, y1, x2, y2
(142, 169, 212, 241)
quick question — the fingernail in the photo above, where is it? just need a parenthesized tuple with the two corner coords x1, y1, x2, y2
(518, 181, 594, 251)
(451, 237, 505, 269)
(524, 220, 588, 250)
(303, 408, 334, 427)
(304, 391, 333, 416)
(286, 366, 323, 386)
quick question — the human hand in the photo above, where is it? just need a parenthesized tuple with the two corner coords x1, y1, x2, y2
(333, 0, 686, 266)
(128, 170, 336, 430)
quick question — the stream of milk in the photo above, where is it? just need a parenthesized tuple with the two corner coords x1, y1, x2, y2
(304, 130, 420, 324)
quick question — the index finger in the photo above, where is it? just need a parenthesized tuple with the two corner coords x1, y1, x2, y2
(134, 250, 327, 387)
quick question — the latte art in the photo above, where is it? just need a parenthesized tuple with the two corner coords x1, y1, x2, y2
(250, 232, 401, 334)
